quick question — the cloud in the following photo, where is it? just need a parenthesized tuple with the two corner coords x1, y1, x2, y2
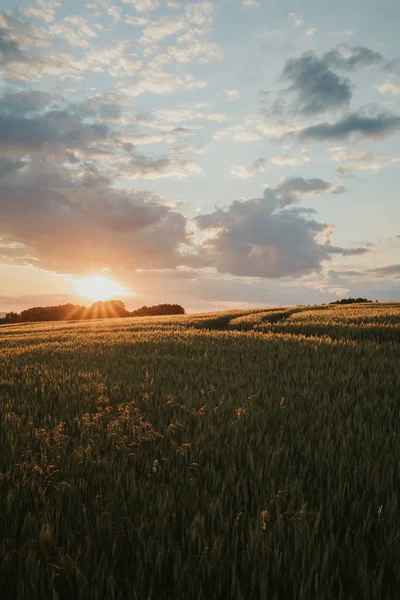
(184, 2, 214, 27)
(153, 103, 230, 124)
(115, 155, 203, 180)
(271, 149, 311, 166)
(167, 39, 223, 64)
(168, 145, 207, 156)
(192, 178, 364, 279)
(376, 81, 400, 96)
(107, 5, 123, 24)
(125, 15, 149, 26)
(224, 89, 240, 101)
(50, 15, 99, 48)
(274, 176, 345, 199)
(122, 54, 206, 96)
(297, 110, 400, 141)
(140, 15, 185, 44)
(121, 0, 160, 12)
(281, 45, 390, 116)
(0, 89, 205, 182)
(232, 154, 314, 178)
(0, 164, 190, 274)
(289, 12, 303, 27)
(22, 0, 60, 24)
(0, 157, 26, 178)
(327, 147, 400, 174)
(0, 25, 29, 67)
(323, 45, 385, 70)
(368, 264, 400, 277)
(337, 161, 382, 175)
(328, 148, 373, 162)
(212, 124, 260, 141)
(306, 28, 316, 38)
(282, 52, 352, 114)
(230, 158, 267, 179)
(0, 95, 109, 156)
(242, 0, 260, 6)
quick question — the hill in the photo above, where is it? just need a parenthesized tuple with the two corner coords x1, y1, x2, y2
(1, 302, 400, 599)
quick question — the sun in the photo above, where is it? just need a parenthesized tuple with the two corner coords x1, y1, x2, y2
(73, 275, 127, 302)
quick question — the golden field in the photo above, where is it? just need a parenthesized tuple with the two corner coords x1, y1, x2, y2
(1, 303, 399, 599)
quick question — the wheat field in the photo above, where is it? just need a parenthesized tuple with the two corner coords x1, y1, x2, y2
(1, 303, 399, 599)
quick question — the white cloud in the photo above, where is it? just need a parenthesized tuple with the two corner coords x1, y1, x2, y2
(271, 149, 311, 166)
(168, 145, 207, 156)
(289, 12, 303, 27)
(50, 15, 99, 48)
(125, 15, 150, 25)
(376, 81, 400, 96)
(107, 5, 122, 24)
(167, 40, 223, 64)
(328, 148, 400, 173)
(121, 0, 160, 12)
(22, 0, 60, 23)
(328, 148, 372, 162)
(242, 0, 260, 6)
(153, 104, 230, 124)
(337, 162, 382, 175)
(116, 157, 203, 180)
(224, 89, 240, 101)
(184, 2, 214, 26)
(306, 28, 316, 37)
(124, 70, 206, 97)
(140, 15, 185, 44)
(85, 41, 142, 77)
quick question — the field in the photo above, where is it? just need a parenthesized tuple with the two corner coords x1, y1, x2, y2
(1, 302, 400, 599)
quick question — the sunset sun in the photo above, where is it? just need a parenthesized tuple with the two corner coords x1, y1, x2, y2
(73, 276, 127, 302)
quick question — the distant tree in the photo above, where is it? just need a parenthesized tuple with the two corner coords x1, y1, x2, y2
(131, 304, 185, 317)
(20, 303, 87, 322)
(2, 311, 21, 323)
(85, 300, 130, 319)
(330, 297, 373, 305)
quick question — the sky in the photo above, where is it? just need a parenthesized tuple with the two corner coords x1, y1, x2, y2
(0, 0, 399, 313)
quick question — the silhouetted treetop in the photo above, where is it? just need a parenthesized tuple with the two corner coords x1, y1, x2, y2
(0, 301, 185, 324)
(330, 297, 373, 305)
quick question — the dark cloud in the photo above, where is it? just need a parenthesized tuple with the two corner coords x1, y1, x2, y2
(0, 157, 26, 178)
(0, 164, 189, 273)
(0, 27, 26, 65)
(281, 46, 391, 116)
(323, 46, 385, 70)
(192, 180, 366, 279)
(0, 90, 201, 180)
(0, 90, 52, 116)
(298, 110, 400, 141)
(0, 111, 109, 156)
(0, 89, 198, 273)
(0, 90, 110, 156)
(276, 176, 345, 199)
(283, 52, 352, 114)
(369, 264, 400, 277)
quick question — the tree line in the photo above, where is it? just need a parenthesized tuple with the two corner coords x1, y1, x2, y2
(0, 301, 185, 324)
(329, 297, 374, 305)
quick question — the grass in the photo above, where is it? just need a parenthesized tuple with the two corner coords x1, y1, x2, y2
(0, 303, 400, 599)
